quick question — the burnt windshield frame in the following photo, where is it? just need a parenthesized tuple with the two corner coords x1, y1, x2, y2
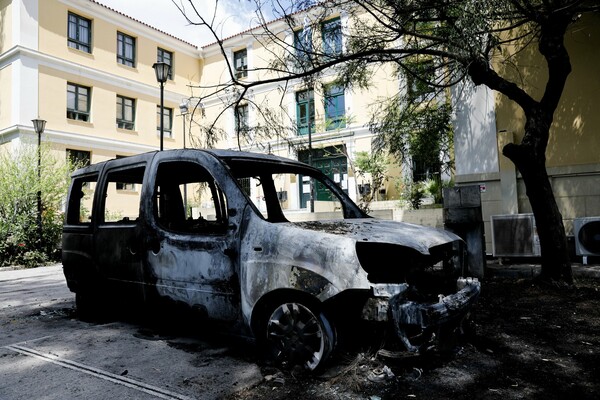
(220, 158, 367, 219)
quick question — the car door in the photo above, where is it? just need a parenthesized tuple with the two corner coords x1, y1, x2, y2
(141, 153, 243, 322)
(93, 162, 147, 300)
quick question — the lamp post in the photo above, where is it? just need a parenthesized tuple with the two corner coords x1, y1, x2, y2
(153, 62, 171, 151)
(179, 100, 189, 214)
(308, 95, 314, 213)
(179, 100, 189, 149)
(32, 118, 46, 245)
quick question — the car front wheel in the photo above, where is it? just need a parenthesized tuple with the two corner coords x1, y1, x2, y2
(264, 302, 335, 371)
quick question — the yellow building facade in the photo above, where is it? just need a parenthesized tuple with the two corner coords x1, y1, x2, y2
(1, 0, 597, 254)
(0, 0, 200, 166)
(198, 11, 404, 210)
(452, 12, 600, 253)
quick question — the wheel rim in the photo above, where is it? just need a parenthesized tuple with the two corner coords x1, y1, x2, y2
(266, 302, 330, 370)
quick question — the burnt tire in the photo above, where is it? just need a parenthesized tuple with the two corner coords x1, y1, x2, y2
(75, 285, 105, 322)
(262, 302, 335, 372)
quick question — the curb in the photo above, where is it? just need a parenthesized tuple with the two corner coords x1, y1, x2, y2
(485, 263, 600, 280)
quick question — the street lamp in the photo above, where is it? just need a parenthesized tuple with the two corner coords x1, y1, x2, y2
(179, 100, 189, 214)
(153, 62, 171, 151)
(32, 118, 46, 245)
(179, 100, 189, 149)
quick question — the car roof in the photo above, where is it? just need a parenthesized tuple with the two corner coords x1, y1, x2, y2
(70, 149, 312, 178)
(203, 149, 308, 166)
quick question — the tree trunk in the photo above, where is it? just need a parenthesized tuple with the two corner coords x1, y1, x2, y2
(468, 12, 575, 284)
(503, 110, 573, 284)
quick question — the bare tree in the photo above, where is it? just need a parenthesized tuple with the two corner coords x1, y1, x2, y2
(174, 0, 599, 284)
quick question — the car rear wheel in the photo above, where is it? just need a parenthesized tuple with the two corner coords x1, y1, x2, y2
(75, 283, 106, 322)
(264, 302, 335, 371)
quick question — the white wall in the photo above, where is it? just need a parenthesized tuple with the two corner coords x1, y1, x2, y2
(452, 81, 498, 176)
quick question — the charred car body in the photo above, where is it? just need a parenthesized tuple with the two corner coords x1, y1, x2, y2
(62, 149, 480, 370)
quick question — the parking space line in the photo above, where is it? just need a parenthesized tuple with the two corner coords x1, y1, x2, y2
(4, 344, 193, 400)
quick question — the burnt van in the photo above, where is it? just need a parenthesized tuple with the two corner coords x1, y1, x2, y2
(62, 149, 480, 370)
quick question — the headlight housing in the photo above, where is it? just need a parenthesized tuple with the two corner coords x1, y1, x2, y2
(355, 240, 466, 291)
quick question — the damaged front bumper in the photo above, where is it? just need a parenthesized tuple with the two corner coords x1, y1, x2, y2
(362, 278, 481, 352)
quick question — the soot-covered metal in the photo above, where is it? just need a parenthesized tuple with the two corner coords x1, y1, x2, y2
(62, 149, 480, 371)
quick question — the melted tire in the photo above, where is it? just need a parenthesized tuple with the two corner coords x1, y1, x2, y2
(263, 302, 335, 372)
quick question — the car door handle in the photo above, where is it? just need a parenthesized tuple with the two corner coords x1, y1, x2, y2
(127, 241, 138, 255)
(149, 238, 162, 255)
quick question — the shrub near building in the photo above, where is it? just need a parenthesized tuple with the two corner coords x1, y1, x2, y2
(0, 145, 72, 267)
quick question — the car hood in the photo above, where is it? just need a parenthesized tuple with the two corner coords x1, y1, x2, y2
(293, 218, 461, 255)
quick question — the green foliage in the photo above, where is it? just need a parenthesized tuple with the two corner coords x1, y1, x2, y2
(354, 150, 389, 211)
(371, 99, 453, 179)
(0, 144, 72, 267)
(398, 178, 426, 210)
(422, 177, 454, 204)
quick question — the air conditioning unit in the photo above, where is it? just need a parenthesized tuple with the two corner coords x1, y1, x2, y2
(573, 217, 600, 258)
(491, 213, 540, 257)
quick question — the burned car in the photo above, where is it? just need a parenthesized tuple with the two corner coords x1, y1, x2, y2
(62, 149, 480, 371)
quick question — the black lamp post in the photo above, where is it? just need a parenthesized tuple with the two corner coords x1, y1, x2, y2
(32, 118, 46, 245)
(153, 62, 171, 151)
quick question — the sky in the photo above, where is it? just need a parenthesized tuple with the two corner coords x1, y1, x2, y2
(94, 0, 268, 47)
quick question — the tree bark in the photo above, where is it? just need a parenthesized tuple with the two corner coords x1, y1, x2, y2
(467, 11, 575, 284)
(503, 127, 573, 284)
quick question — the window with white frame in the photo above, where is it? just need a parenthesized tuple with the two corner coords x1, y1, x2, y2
(294, 28, 312, 64)
(324, 84, 346, 130)
(234, 49, 248, 79)
(67, 83, 90, 122)
(235, 104, 249, 135)
(157, 106, 173, 137)
(157, 48, 173, 80)
(322, 18, 342, 57)
(66, 149, 91, 168)
(296, 89, 315, 135)
(68, 12, 92, 53)
(116, 95, 135, 130)
(117, 32, 136, 67)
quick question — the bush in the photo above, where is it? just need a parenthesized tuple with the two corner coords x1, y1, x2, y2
(398, 178, 426, 210)
(422, 178, 454, 205)
(0, 144, 72, 267)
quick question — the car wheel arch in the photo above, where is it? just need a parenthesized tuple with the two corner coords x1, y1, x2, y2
(250, 288, 337, 371)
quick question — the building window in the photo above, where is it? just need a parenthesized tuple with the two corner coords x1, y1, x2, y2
(67, 12, 92, 53)
(66, 149, 91, 168)
(117, 32, 136, 67)
(322, 18, 342, 57)
(116, 95, 135, 130)
(294, 28, 312, 64)
(233, 49, 248, 79)
(296, 89, 315, 135)
(115, 155, 136, 191)
(156, 106, 173, 138)
(324, 84, 345, 130)
(235, 104, 249, 135)
(67, 83, 90, 122)
(157, 48, 173, 80)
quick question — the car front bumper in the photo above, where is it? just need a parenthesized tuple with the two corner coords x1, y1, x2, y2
(362, 278, 481, 352)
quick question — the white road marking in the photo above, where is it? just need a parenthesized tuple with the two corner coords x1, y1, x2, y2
(4, 344, 194, 400)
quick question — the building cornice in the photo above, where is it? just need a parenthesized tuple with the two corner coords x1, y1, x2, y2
(0, 45, 185, 104)
(1, 124, 160, 154)
(59, 0, 201, 58)
(200, 5, 347, 58)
